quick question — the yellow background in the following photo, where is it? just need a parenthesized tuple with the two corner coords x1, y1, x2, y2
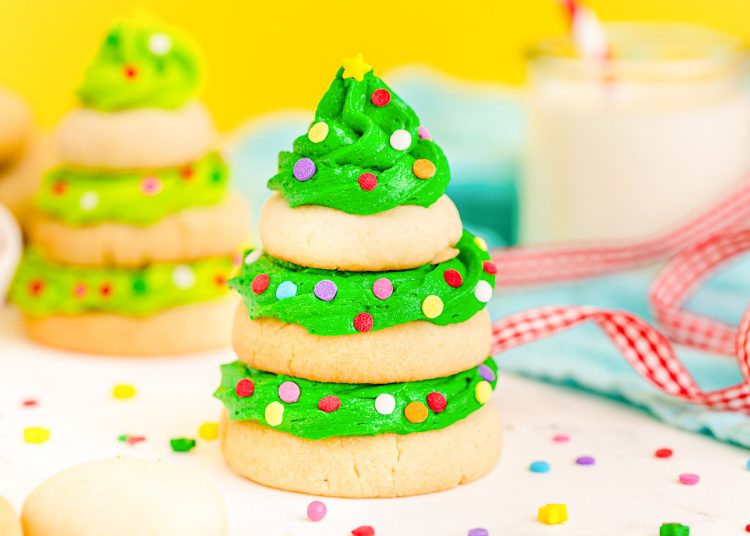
(1, 0, 749, 130)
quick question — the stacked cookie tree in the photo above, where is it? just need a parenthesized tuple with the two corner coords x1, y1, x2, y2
(216, 55, 500, 497)
(11, 17, 249, 355)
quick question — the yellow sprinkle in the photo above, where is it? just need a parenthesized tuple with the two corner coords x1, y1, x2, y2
(308, 121, 329, 143)
(112, 384, 137, 399)
(475, 381, 493, 404)
(24, 427, 50, 444)
(474, 236, 488, 251)
(265, 402, 284, 427)
(198, 422, 219, 441)
(537, 504, 568, 525)
(421, 295, 444, 319)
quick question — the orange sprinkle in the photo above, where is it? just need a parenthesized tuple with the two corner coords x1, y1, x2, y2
(412, 159, 436, 179)
(404, 401, 428, 423)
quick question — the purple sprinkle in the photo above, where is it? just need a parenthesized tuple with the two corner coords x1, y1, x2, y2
(314, 279, 337, 301)
(477, 364, 495, 382)
(576, 455, 595, 466)
(293, 158, 316, 181)
(468, 529, 489, 536)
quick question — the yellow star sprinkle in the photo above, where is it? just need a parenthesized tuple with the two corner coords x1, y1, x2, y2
(342, 53, 372, 81)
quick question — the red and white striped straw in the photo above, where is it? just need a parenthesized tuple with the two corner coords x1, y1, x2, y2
(558, 0, 611, 61)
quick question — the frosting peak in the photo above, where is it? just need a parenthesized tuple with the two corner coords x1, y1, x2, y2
(78, 17, 202, 111)
(268, 63, 450, 215)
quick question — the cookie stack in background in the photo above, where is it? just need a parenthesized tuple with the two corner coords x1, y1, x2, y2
(10, 17, 250, 355)
(216, 55, 501, 498)
(0, 87, 53, 222)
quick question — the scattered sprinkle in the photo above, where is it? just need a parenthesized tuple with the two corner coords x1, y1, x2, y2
(389, 129, 412, 151)
(404, 401, 428, 423)
(660, 523, 690, 536)
(307, 500, 327, 522)
(112, 384, 137, 400)
(537, 504, 568, 525)
(576, 455, 595, 466)
(352, 526, 375, 536)
(746, 458, 750, 471)
(24, 427, 50, 444)
(374, 393, 396, 415)
(21, 399, 38, 408)
(678, 473, 700, 486)
(552, 433, 570, 443)
(655, 448, 673, 459)
(118, 434, 146, 445)
(198, 422, 219, 441)
(170, 437, 196, 452)
(745, 524, 750, 533)
(371, 88, 391, 107)
(468, 529, 488, 536)
(529, 460, 551, 474)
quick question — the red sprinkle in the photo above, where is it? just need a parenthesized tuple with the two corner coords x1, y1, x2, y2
(99, 283, 113, 297)
(655, 448, 673, 459)
(126, 435, 146, 445)
(443, 269, 463, 288)
(52, 181, 68, 195)
(251, 274, 270, 294)
(426, 392, 447, 413)
(235, 378, 255, 398)
(21, 399, 38, 407)
(745, 524, 750, 533)
(358, 172, 377, 191)
(28, 279, 45, 296)
(318, 395, 341, 413)
(124, 65, 138, 79)
(352, 526, 375, 536)
(214, 274, 227, 287)
(482, 261, 498, 275)
(353, 312, 374, 333)
(371, 89, 391, 107)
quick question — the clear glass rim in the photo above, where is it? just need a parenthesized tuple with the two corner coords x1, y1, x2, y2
(529, 22, 749, 81)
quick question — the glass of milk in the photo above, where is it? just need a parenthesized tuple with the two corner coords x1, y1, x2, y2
(523, 22, 750, 244)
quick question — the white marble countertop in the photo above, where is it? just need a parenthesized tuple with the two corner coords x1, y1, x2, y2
(0, 307, 747, 536)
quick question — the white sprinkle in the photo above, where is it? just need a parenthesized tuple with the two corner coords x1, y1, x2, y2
(474, 280, 494, 303)
(374, 393, 396, 415)
(79, 191, 99, 211)
(172, 265, 196, 289)
(148, 33, 172, 56)
(244, 249, 263, 266)
(389, 129, 412, 151)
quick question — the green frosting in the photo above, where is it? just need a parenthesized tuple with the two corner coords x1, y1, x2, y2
(35, 152, 228, 226)
(215, 358, 497, 440)
(78, 17, 201, 111)
(267, 68, 450, 215)
(229, 230, 496, 336)
(11, 248, 236, 317)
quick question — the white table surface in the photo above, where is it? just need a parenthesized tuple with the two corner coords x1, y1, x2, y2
(0, 306, 748, 536)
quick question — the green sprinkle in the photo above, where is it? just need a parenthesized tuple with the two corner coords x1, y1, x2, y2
(117, 434, 128, 442)
(660, 523, 690, 536)
(170, 437, 196, 452)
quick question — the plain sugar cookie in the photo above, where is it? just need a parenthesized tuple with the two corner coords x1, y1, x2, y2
(0, 497, 22, 536)
(24, 297, 237, 356)
(259, 192, 462, 271)
(22, 458, 226, 536)
(27, 192, 249, 267)
(57, 101, 215, 169)
(233, 305, 492, 383)
(221, 403, 502, 498)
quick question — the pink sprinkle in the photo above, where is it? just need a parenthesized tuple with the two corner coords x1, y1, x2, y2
(372, 278, 393, 300)
(278, 381, 301, 403)
(418, 125, 432, 140)
(552, 433, 570, 443)
(679, 473, 700, 485)
(21, 399, 38, 408)
(141, 176, 161, 195)
(126, 435, 146, 445)
(73, 283, 87, 298)
(307, 500, 327, 522)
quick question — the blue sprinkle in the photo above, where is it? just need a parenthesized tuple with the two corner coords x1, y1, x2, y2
(746, 458, 750, 471)
(529, 460, 551, 473)
(275, 281, 298, 300)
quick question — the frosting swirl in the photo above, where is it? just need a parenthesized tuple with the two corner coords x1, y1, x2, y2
(36, 151, 228, 226)
(229, 230, 496, 336)
(267, 68, 450, 215)
(78, 17, 201, 111)
(215, 358, 498, 440)
(11, 248, 236, 317)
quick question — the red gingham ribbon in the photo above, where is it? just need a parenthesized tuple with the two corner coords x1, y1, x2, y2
(489, 175, 750, 412)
